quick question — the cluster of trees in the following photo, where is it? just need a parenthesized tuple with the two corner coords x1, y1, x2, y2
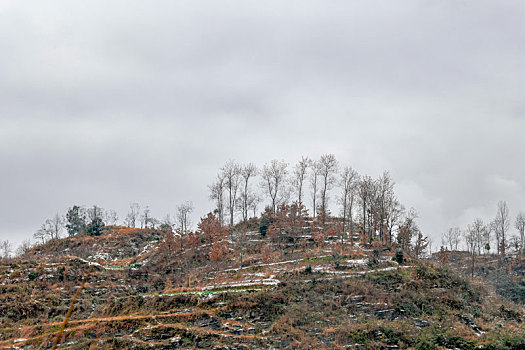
(0, 239, 33, 259)
(33, 205, 109, 243)
(30, 201, 195, 246)
(8, 154, 430, 261)
(440, 201, 525, 278)
(207, 155, 427, 256)
(153, 154, 431, 270)
(442, 201, 525, 257)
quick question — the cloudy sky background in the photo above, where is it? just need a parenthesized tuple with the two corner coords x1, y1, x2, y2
(1, 1, 524, 249)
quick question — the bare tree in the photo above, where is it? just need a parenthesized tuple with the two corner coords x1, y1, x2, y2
(104, 209, 118, 226)
(443, 227, 461, 250)
(339, 166, 359, 245)
(0, 240, 12, 259)
(16, 239, 32, 257)
(292, 156, 311, 205)
(249, 192, 262, 218)
(34, 223, 49, 244)
(318, 154, 339, 220)
(209, 174, 225, 226)
(239, 163, 258, 222)
(261, 160, 288, 215)
(358, 175, 376, 243)
(373, 171, 396, 244)
(125, 203, 140, 228)
(46, 214, 64, 240)
(232, 227, 250, 267)
(222, 160, 241, 226)
(176, 201, 194, 233)
(469, 218, 486, 256)
(382, 185, 404, 246)
(464, 223, 477, 277)
(87, 205, 104, 222)
(397, 208, 419, 253)
(483, 224, 492, 254)
(140, 206, 151, 229)
(494, 200, 510, 256)
(515, 211, 525, 255)
(310, 160, 322, 217)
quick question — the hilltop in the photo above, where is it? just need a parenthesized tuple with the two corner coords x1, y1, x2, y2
(1, 224, 524, 349)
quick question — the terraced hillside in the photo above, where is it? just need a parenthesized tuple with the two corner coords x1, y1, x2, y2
(1, 227, 524, 349)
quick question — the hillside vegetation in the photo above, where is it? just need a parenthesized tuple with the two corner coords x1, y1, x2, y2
(2, 156, 524, 349)
(1, 225, 524, 349)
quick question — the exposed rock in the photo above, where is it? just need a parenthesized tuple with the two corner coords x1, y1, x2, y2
(375, 309, 397, 320)
(350, 295, 365, 303)
(413, 317, 430, 328)
(455, 313, 483, 334)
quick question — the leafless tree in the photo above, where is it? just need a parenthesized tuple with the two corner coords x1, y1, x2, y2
(232, 227, 250, 267)
(34, 223, 49, 244)
(443, 227, 461, 250)
(397, 208, 419, 253)
(176, 201, 194, 233)
(222, 160, 241, 226)
(140, 206, 151, 229)
(494, 200, 510, 256)
(239, 163, 258, 222)
(384, 192, 403, 246)
(292, 156, 311, 205)
(464, 223, 477, 277)
(46, 214, 64, 240)
(261, 160, 288, 215)
(0, 240, 12, 259)
(373, 171, 397, 244)
(209, 174, 225, 226)
(87, 205, 104, 222)
(125, 203, 140, 228)
(469, 218, 486, 256)
(338, 166, 359, 245)
(515, 211, 525, 255)
(160, 214, 174, 231)
(310, 160, 322, 217)
(16, 239, 32, 257)
(104, 209, 118, 226)
(149, 218, 160, 229)
(249, 192, 262, 218)
(482, 224, 492, 254)
(318, 154, 339, 220)
(358, 175, 376, 242)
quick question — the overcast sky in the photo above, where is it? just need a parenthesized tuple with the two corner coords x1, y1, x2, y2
(1, 1, 524, 249)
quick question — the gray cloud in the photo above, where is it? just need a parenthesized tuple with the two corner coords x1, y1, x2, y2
(1, 0, 523, 248)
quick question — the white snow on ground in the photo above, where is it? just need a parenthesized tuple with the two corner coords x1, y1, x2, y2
(71, 256, 110, 270)
(353, 265, 413, 276)
(346, 259, 368, 265)
(202, 275, 280, 291)
(87, 252, 111, 261)
(222, 258, 302, 272)
(312, 266, 348, 274)
(243, 272, 267, 278)
(221, 255, 333, 273)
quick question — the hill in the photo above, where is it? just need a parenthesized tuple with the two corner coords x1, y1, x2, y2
(1, 225, 524, 349)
